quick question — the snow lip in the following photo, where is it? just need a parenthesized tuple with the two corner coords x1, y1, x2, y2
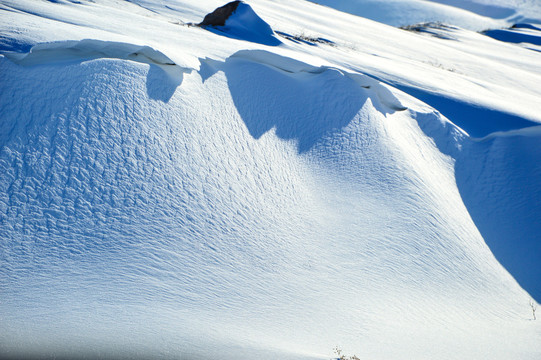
(2, 39, 178, 68)
(1, 39, 189, 102)
(0, 39, 192, 103)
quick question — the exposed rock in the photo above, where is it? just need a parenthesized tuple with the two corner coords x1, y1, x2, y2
(198, 0, 241, 27)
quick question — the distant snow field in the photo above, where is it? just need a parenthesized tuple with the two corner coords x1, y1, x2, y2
(1, 0, 540, 359)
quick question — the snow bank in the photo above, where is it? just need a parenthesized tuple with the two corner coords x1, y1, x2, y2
(207, 50, 407, 152)
(4, 38, 184, 70)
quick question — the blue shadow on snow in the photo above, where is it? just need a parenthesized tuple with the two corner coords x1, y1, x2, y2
(484, 26, 541, 47)
(392, 84, 539, 137)
(199, 50, 402, 153)
(411, 110, 541, 303)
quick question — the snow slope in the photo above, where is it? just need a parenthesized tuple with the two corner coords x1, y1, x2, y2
(427, 0, 541, 25)
(310, 0, 507, 30)
(310, 0, 541, 30)
(1, 0, 541, 359)
(484, 23, 541, 52)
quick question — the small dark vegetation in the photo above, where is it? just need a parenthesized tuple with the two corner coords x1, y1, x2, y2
(401, 22, 458, 40)
(333, 346, 360, 360)
(276, 30, 335, 46)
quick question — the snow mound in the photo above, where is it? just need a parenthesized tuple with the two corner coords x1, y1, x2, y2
(390, 83, 540, 137)
(2, 47, 538, 358)
(425, 0, 517, 19)
(199, 1, 281, 46)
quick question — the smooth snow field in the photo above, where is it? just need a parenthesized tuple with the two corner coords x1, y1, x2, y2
(1, 0, 540, 359)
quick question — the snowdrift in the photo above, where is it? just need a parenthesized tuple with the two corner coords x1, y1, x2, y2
(1, 0, 541, 359)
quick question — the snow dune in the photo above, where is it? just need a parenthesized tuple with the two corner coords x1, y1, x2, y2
(1, 0, 540, 359)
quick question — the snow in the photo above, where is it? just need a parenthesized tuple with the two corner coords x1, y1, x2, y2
(1, 0, 541, 359)
(311, 0, 541, 30)
(484, 24, 541, 52)
(426, 0, 541, 24)
(310, 0, 507, 31)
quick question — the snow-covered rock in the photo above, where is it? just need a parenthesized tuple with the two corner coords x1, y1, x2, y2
(199, 1, 281, 46)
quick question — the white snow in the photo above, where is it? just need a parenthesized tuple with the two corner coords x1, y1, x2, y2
(1, 0, 540, 359)
(311, 0, 541, 30)
(311, 0, 507, 30)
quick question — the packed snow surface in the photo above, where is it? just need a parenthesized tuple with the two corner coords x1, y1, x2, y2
(1, 0, 540, 359)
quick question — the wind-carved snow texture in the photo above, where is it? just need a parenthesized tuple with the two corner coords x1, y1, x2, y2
(409, 106, 541, 302)
(1, 0, 541, 358)
(1, 39, 540, 359)
(456, 127, 541, 303)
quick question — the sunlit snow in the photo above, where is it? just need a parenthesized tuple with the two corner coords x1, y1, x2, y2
(1, 0, 540, 359)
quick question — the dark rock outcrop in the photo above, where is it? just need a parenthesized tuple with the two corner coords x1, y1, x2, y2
(198, 1, 241, 27)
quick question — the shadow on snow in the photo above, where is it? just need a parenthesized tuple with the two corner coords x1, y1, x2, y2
(200, 50, 405, 153)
